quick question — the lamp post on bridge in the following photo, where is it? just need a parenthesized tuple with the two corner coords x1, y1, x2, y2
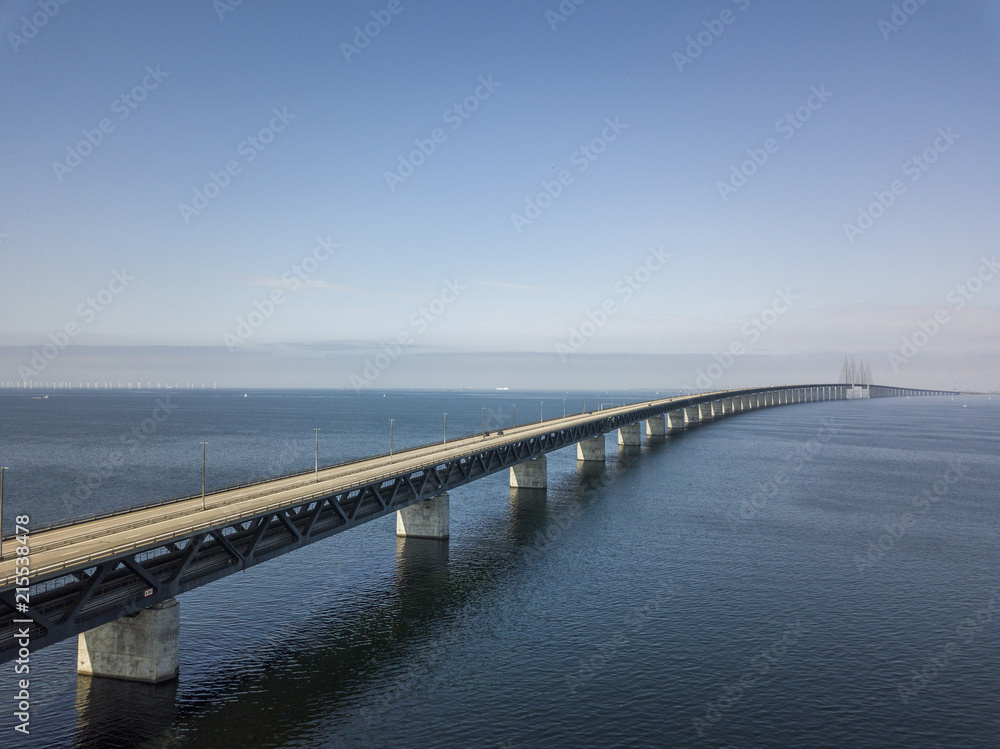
(443, 412, 448, 444)
(512, 404, 516, 428)
(540, 401, 543, 423)
(563, 399, 566, 418)
(482, 408, 486, 439)
(314, 428, 320, 481)
(389, 419, 395, 458)
(0, 466, 6, 560)
(200, 442, 208, 511)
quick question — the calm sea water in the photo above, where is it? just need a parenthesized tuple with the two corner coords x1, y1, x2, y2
(0, 389, 997, 749)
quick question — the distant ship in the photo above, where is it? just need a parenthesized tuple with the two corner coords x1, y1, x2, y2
(495, 387, 509, 391)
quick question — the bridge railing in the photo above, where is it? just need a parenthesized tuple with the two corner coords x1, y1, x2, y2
(3, 395, 687, 541)
(2, 425, 524, 541)
(2, 384, 948, 542)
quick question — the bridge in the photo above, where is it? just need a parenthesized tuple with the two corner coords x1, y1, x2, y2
(0, 383, 952, 682)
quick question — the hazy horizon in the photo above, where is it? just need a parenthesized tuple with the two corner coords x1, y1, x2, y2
(2, 2, 998, 390)
(0, 344, 994, 393)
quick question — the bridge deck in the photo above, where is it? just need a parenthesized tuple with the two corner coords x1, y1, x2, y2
(0, 394, 695, 588)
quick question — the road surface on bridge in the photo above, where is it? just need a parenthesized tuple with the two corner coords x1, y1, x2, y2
(0, 393, 705, 588)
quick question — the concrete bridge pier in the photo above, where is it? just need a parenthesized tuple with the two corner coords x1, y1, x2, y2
(77, 599, 180, 683)
(577, 435, 606, 462)
(741, 395, 752, 410)
(510, 456, 547, 489)
(645, 415, 666, 437)
(667, 410, 687, 433)
(618, 422, 641, 446)
(396, 493, 450, 539)
(698, 402, 713, 422)
(684, 405, 702, 426)
(711, 400, 725, 418)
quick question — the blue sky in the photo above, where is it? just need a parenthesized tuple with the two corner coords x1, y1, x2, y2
(2, 1, 998, 389)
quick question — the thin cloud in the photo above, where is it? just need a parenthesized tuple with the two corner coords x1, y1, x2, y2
(249, 276, 419, 301)
(250, 276, 359, 293)
(472, 279, 552, 292)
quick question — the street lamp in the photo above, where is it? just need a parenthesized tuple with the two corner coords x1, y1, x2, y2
(443, 412, 448, 444)
(0, 466, 6, 559)
(482, 407, 486, 439)
(540, 401, 543, 423)
(512, 404, 516, 428)
(563, 399, 566, 418)
(314, 428, 320, 481)
(200, 442, 208, 510)
(389, 419, 395, 457)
